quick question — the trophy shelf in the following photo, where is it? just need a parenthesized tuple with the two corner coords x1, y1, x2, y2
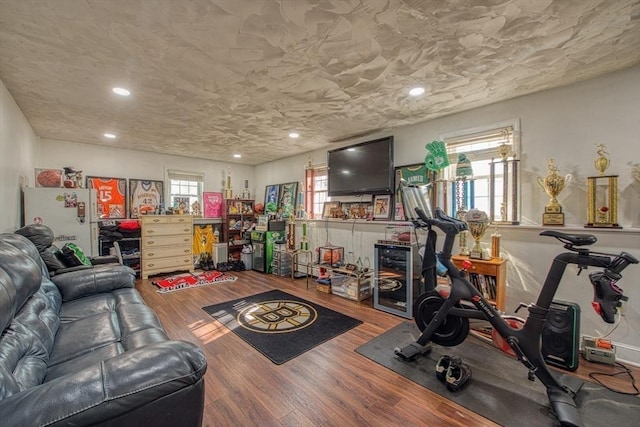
(452, 255, 507, 311)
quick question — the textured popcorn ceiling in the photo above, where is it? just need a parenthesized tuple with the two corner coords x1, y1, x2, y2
(0, 0, 638, 165)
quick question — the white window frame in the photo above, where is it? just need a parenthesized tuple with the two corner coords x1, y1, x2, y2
(167, 169, 204, 212)
(439, 119, 521, 218)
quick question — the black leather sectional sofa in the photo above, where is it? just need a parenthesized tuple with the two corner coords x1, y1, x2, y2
(0, 226, 207, 426)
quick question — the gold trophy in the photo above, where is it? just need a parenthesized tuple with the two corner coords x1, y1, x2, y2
(586, 144, 621, 229)
(537, 158, 571, 226)
(632, 166, 640, 183)
(465, 209, 490, 259)
(223, 166, 233, 199)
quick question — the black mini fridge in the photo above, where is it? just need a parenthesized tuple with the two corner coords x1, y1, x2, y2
(373, 243, 421, 319)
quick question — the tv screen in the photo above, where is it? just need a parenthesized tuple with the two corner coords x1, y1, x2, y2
(327, 136, 394, 196)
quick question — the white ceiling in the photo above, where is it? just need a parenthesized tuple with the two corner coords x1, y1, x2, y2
(1, 0, 638, 166)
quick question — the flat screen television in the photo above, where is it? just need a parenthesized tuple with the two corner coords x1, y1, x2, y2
(327, 136, 394, 196)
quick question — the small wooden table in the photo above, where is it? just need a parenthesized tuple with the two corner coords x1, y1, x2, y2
(451, 255, 508, 311)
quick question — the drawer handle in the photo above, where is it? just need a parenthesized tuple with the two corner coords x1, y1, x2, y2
(184, 239, 189, 242)
(148, 240, 154, 244)
(184, 249, 190, 253)
(178, 218, 185, 222)
(153, 219, 160, 223)
(148, 263, 154, 267)
(148, 252, 154, 256)
(148, 230, 155, 233)
(183, 259, 190, 263)
(183, 228, 190, 232)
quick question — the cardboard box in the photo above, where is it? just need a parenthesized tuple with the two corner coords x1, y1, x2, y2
(316, 284, 331, 294)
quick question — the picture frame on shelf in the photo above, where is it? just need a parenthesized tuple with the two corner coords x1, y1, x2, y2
(373, 194, 391, 220)
(173, 196, 190, 214)
(264, 184, 280, 215)
(86, 176, 127, 219)
(128, 179, 164, 218)
(322, 201, 341, 219)
(278, 182, 298, 219)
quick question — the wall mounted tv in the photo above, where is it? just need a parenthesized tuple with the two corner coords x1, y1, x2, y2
(327, 136, 394, 196)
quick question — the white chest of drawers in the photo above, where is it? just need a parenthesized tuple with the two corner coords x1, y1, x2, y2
(140, 215, 194, 279)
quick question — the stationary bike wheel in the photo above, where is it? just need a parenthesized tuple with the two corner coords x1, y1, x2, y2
(413, 291, 469, 347)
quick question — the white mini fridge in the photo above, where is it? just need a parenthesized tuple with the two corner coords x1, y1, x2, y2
(23, 187, 100, 256)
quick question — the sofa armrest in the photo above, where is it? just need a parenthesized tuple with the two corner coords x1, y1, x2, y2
(0, 340, 207, 427)
(51, 264, 136, 301)
(90, 255, 120, 265)
(51, 264, 94, 275)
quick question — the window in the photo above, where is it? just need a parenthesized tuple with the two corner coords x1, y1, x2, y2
(440, 121, 519, 222)
(305, 166, 330, 219)
(167, 169, 204, 212)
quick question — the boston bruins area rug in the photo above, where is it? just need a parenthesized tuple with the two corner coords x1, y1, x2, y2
(203, 289, 362, 364)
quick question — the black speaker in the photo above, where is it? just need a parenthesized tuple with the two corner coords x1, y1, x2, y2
(541, 300, 581, 371)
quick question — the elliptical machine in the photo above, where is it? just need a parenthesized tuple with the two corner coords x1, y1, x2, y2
(393, 182, 638, 427)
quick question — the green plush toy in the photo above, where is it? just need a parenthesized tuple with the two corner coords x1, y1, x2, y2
(424, 140, 449, 171)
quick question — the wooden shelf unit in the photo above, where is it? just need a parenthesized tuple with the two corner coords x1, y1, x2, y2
(223, 199, 254, 261)
(451, 255, 508, 311)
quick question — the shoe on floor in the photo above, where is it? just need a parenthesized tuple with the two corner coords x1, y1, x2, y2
(445, 359, 472, 392)
(435, 355, 459, 382)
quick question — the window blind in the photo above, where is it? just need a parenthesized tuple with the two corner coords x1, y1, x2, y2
(444, 126, 514, 161)
(167, 169, 204, 182)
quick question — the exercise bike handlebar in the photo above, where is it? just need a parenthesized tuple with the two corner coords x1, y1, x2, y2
(415, 207, 468, 235)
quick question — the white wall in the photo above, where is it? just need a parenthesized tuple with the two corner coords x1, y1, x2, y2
(256, 65, 640, 364)
(35, 139, 256, 203)
(0, 79, 38, 232)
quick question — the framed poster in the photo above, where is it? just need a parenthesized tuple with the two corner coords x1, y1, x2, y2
(129, 179, 164, 218)
(264, 184, 280, 215)
(394, 163, 432, 220)
(203, 192, 223, 218)
(322, 201, 341, 219)
(86, 176, 127, 219)
(373, 195, 391, 220)
(278, 182, 298, 219)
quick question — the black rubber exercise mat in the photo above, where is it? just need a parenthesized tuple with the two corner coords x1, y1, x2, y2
(355, 321, 639, 427)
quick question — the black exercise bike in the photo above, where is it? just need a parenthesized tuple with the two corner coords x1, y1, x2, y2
(393, 183, 638, 427)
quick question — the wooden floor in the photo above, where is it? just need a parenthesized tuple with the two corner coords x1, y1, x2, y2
(136, 270, 639, 427)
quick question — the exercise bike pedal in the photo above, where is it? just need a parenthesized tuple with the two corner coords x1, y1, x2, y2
(394, 342, 432, 361)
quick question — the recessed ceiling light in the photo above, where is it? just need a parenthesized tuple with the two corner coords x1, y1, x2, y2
(289, 132, 300, 138)
(112, 87, 131, 96)
(409, 87, 425, 97)
(104, 133, 116, 139)
(233, 154, 242, 158)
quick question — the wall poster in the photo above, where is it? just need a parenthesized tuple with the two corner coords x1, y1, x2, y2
(129, 179, 164, 218)
(278, 182, 298, 219)
(86, 176, 127, 219)
(203, 192, 223, 218)
(264, 184, 280, 215)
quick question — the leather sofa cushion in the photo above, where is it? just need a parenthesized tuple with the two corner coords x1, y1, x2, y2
(46, 288, 168, 381)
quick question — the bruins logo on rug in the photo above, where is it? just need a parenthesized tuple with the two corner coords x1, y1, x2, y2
(237, 299, 317, 333)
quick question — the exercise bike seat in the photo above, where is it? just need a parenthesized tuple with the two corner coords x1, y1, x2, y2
(540, 230, 597, 247)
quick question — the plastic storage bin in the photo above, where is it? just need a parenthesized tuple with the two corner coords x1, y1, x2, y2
(331, 271, 372, 301)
